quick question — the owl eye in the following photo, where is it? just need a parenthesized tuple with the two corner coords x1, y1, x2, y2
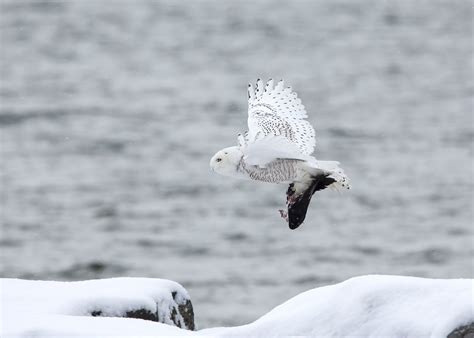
(216, 158, 222, 162)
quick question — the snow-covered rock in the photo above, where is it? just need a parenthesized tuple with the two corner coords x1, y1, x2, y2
(1, 275, 472, 337)
(0, 277, 195, 333)
(448, 323, 474, 338)
(202, 275, 474, 337)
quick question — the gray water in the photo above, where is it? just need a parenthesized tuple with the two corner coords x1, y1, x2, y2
(1, 0, 472, 328)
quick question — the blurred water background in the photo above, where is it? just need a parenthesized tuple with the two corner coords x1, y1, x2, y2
(1, 0, 472, 328)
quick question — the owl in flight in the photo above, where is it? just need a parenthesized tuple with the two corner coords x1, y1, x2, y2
(210, 79, 350, 230)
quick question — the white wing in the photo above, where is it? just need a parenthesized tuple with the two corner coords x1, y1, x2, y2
(243, 135, 313, 167)
(246, 79, 316, 156)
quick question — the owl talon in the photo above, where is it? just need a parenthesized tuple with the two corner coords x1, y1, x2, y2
(279, 209, 288, 222)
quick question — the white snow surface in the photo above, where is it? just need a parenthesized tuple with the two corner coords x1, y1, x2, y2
(1, 277, 194, 336)
(1, 275, 473, 337)
(203, 275, 474, 338)
(3, 314, 194, 337)
(1, 277, 190, 317)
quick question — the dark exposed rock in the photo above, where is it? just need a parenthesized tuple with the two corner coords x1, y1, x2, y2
(91, 309, 158, 322)
(126, 309, 158, 322)
(172, 291, 195, 330)
(88, 290, 195, 330)
(448, 323, 474, 338)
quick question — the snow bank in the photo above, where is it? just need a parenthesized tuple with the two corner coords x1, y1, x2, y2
(1, 277, 195, 336)
(2, 314, 194, 337)
(202, 275, 474, 337)
(2, 275, 472, 337)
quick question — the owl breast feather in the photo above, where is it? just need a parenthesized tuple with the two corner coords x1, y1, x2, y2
(238, 158, 301, 183)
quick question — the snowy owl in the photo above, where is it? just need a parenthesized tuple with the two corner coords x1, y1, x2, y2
(210, 79, 350, 229)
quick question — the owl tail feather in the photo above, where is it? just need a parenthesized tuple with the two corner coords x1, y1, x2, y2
(315, 160, 351, 191)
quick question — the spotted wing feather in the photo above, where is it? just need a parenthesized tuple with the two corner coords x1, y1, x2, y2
(246, 79, 316, 156)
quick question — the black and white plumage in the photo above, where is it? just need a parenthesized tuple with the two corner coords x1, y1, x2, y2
(210, 79, 350, 229)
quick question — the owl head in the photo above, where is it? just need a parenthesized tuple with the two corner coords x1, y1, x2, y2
(210, 146, 243, 177)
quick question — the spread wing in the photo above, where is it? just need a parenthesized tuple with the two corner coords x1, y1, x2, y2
(243, 135, 312, 167)
(246, 79, 315, 154)
(239, 79, 316, 167)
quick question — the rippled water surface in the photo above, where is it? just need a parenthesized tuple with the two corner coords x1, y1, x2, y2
(1, 0, 472, 328)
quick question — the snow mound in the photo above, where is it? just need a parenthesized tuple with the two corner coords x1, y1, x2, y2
(202, 275, 474, 337)
(2, 314, 194, 337)
(1, 277, 195, 335)
(1, 275, 472, 337)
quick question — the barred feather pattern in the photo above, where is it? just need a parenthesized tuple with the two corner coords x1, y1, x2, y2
(238, 157, 301, 183)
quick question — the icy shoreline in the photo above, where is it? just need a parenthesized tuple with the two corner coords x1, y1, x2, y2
(1, 275, 473, 337)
